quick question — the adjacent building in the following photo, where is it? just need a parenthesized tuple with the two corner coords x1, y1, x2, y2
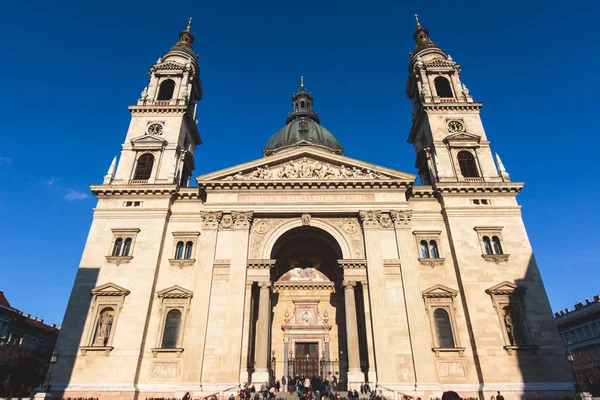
(555, 296, 600, 394)
(48, 17, 572, 400)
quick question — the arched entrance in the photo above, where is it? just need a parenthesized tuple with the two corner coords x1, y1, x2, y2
(268, 226, 349, 389)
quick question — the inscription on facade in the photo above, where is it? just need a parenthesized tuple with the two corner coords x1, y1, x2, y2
(239, 194, 375, 203)
(151, 362, 178, 379)
(437, 361, 466, 378)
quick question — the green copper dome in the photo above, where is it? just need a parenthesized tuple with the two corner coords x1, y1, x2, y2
(263, 78, 343, 156)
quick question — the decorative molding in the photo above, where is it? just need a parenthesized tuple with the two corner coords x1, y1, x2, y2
(482, 254, 510, 264)
(485, 281, 526, 296)
(422, 284, 458, 299)
(105, 256, 133, 266)
(474, 225, 504, 232)
(503, 344, 539, 355)
(91, 283, 131, 297)
(91, 184, 178, 197)
(337, 260, 367, 269)
(247, 259, 276, 269)
(80, 346, 113, 356)
(432, 347, 466, 357)
(232, 211, 253, 230)
(342, 280, 356, 289)
(168, 259, 196, 268)
(390, 210, 413, 228)
(111, 228, 141, 235)
(219, 214, 233, 230)
(172, 231, 200, 238)
(418, 258, 446, 267)
(301, 213, 311, 226)
(273, 282, 335, 293)
(150, 348, 184, 357)
(157, 285, 193, 299)
(200, 211, 222, 230)
(199, 179, 409, 191)
(258, 281, 272, 289)
(359, 211, 381, 229)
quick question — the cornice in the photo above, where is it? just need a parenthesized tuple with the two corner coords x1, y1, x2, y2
(127, 106, 200, 145)
(198, 179, 411, 191)
(434, 181, 524, 195)
(91, 184, 178, 197)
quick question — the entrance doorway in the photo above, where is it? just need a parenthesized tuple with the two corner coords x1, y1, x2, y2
(293, 342, 319, 378)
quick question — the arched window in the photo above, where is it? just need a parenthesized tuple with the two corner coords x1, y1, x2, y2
(429, 240, 439, 258)
(457, 151, 479, 178)
(433, 308, 455, 348)
(134, 153, 154, 180)
(434, 77, 453, 98)
(482, 236, 493, 255)
(300, 101, 305, 109)
(492, 236, 503, 255)
(184, 241, 194, 259)
(420, 240, 429, 258)
(175, 241, 185, 260)
(112, 238, 123, 256)
(161, 309, 182, 348)
(122, 238, 132, 256)
(157, 79, 175, 100)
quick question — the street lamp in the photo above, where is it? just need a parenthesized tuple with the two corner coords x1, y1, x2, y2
(565, 349, 579, 392)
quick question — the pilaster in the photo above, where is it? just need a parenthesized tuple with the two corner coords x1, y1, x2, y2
(253, 281, 271, 384)
(224, 212, 253, 383)
(183, 211, 222, 384)
(390, 210, 437, 390)
(343, 280, 362, 388)
(358, 211, 397, 384)
(361, 281, 377, 385)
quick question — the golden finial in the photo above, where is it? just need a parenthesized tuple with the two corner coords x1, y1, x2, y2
(414, 13, 422, 29)
(186, 17, 193, 32)
(300, 76, 304, 88)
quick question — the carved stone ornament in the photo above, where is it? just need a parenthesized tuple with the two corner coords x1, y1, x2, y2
(223, 157, 390, 181)
(219, 214, 233, 230)
(359, 211, 382, 229)
(342, 280, 356, 289)
(232, 211, 253, 229)
(200, 211, 222, 230)
(390, 210, 413, 228)
(378, 213, 393, 229)
(342, 219, 359, 234)
(254, 220, 270, 235)
(301, 213, 311, 226)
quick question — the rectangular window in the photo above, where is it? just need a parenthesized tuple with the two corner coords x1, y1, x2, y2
(590, 323, 599, 338)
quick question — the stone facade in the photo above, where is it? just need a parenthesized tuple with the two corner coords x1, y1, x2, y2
(48, 18, 572, 400)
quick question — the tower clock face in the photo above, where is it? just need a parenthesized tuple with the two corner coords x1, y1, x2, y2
(147, 123, 163, 135)
(447, 120, 465, 133)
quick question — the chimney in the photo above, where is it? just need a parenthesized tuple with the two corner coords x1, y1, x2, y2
(586, 298, 592, 305)
(51, 324, 56, 328)
(575, 302, 584, 310)
(33, 316, 37, 321)
(25, 314, 30, 318)
(594, 295, 600, 302)
(554, 312, 560, 317)
(39, 319, 44, 323)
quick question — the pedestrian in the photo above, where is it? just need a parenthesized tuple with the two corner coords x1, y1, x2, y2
(282, 376, 287, 392)
(183, 392, 191, 400)
(496, 392, 505, 400)
(229, 394, 235, 400)
(441, 392, 461, 400)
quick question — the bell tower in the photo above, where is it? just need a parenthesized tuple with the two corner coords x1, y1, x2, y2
(104, 18, 203, 187)
(406, 16, 509, 185)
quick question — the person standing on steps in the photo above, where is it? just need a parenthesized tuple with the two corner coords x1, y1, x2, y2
(183, 392, 191, 400)
(496, 392, 505, 400)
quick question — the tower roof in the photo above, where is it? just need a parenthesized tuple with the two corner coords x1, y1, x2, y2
(167, 18, 197, 59)
(264, 78, 343, 156)
(410, 15, 446, 58)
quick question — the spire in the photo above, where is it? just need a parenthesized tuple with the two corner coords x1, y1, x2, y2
(495, 153, 510, 181)
(167, 18, 196, 58)
(410, 15, 442, 58)
(103, 156, 117, 184)
(286, 77, 320, 124)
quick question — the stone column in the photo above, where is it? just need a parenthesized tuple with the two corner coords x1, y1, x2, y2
(239, 281, 254, 384)
(390, 210, 437, 389)
(344, 280, 363, 388)
(253, 281, 271, 384)
(224, 212, 253, 383)
(283, 340, 289, 389)
(183, 212, 222, 384)
(324, 339, 330, 378)
(361, 281, 377, 385)
(359, 211, 397, 383)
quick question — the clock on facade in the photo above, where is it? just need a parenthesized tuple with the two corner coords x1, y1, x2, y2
(447, 120, 465, 133)
(147, 123, 163, 135)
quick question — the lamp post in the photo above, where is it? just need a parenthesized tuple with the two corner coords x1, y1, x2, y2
(35, 351, 58, 400)
(566, 349, 580, 393)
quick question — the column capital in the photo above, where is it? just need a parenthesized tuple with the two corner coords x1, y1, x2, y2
(343, 280, 357, 289)
(359, 210, 382, 229)
(232, 211, 254, 230)
(200, 211, 223, 230)
(390, 210, 413, 229)
(258, 281, 272, 289)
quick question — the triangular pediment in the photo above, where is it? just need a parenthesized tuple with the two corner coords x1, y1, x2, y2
(485, 281, 526, 296)
(130, 134, 168, 150)
(152, 61, 185, 71)
(422, 284, 458, 298)
(91, 282, 130, 297)
(196, 147, 416, 184)
(157, 285, 193, 299)
(443, 132, 481, 144)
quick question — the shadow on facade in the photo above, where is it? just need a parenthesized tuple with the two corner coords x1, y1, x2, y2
(49, 267, 99, 398)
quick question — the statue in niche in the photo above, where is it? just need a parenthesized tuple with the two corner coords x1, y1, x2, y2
(503, 306, 521, 345)
(93, 308, 114, 346)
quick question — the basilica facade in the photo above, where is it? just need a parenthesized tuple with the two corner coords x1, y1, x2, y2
(48, 18, 572, 400)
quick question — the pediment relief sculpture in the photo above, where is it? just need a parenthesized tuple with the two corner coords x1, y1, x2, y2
(223, 157, 391, 181)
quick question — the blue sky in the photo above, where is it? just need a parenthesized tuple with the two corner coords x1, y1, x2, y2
(0, 0, 597, 325)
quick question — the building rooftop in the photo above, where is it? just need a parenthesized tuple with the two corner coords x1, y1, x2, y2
(554, 294, 600, 323)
